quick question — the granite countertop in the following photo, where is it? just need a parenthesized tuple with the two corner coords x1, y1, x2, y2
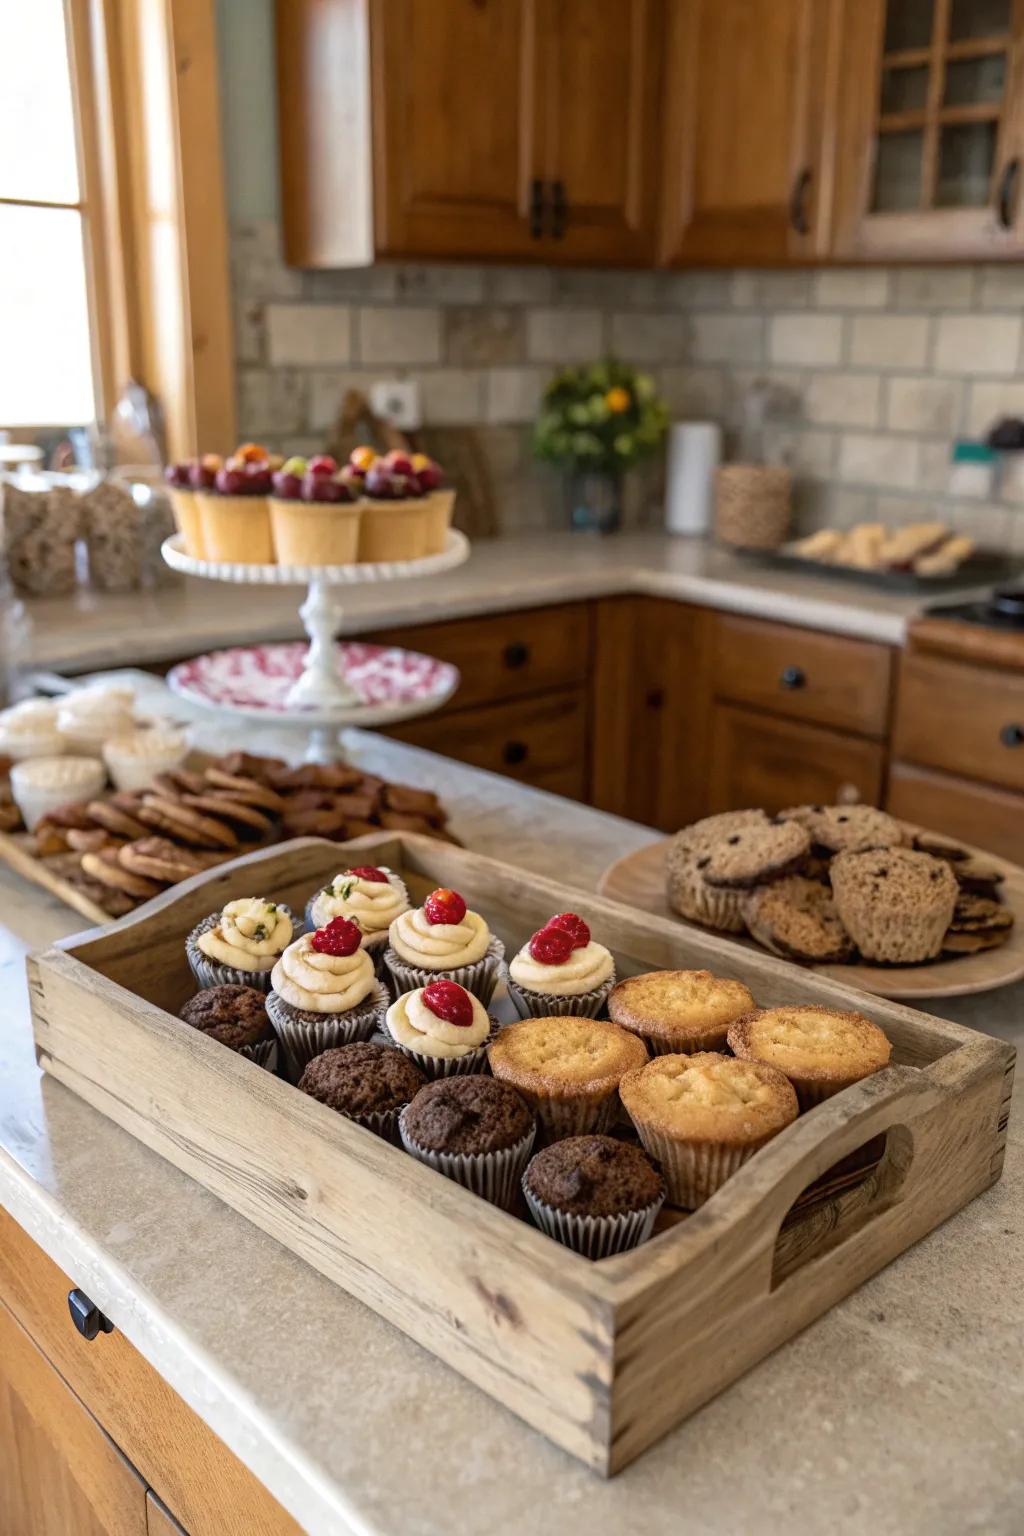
(0, 684, 1022, 1535)
(22, 531, 962, 675)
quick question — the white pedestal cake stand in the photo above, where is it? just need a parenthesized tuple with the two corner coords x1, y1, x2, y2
(161, 530, 469, 760)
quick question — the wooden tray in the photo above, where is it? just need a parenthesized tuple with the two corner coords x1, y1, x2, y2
(599, 838, 1024, 1001)
(29, 834, 1014, 1475)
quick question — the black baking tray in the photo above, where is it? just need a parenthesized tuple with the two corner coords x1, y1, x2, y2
(733, 545, 1021, 592)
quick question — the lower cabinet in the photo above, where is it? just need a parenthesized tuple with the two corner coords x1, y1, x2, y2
(886, 762, 1024, 863)
(706, 704, 886, 816)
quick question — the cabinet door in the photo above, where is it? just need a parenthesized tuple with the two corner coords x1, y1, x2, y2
(371, 0, 546, 259)
(0, 1298, 148, 1536)
(706, 704, 885, 815)
(537, 0, 662, 263)
(659, 0, 835, 263)
(887, 761, 1024, 861)
(833, 0, 1024, 258)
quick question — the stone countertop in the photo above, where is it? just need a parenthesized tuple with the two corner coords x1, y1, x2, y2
(22, 531, 963, 675)
(1, 708, 1022, 1535)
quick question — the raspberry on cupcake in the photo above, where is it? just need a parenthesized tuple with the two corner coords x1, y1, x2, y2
(384, 979, 494, 1078)
(268, 916, 389, 1080)
(506, 912, 615, 1019)
(385, 887, 504, 1004)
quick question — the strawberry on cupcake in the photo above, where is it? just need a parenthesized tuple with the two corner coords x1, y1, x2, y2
(385, 978, 494, 1078)
(384, 886, 504, 1004)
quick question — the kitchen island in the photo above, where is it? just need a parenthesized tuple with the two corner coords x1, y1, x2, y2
(1, 702, 1021, 1536)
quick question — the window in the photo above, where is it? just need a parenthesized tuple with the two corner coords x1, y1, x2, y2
(0, 1, 98, 427)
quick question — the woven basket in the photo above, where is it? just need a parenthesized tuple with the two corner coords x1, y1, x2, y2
(714, 464, 792, 549)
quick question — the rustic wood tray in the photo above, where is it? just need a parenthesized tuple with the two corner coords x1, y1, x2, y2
(599, 837, 1024, 1001)
(28, 834, 1014, 1475)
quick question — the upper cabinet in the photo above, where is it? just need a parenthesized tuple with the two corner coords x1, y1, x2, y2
(658, 0, 837, 265)
(832, 0, 1024, 258)
(278, 0, 662, 268)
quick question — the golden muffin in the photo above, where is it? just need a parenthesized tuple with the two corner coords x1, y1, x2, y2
(608, 968, 755, 1055)
(727, 1004, 891, 1108)
(487, 1015, 647, 1141)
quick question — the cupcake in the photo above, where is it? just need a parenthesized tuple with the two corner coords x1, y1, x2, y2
(187, 897, 295, 992)
(267, 917, 389, 1080)
(56, 683, 135, 754)
(269, 454, 362, 566)
(164, 457, 220, 557)
(11, 756, 107, 831)
(357, 452, 430, 562)
(829, 847, 958, 963)
(298, 1041, 425, 1140)
(385, 886, 503, 1004)
(665, 810, 770, 933)
(727, 1005, 891, 1109)
(523, 1135, 665, 1259)
(384, 980, 494, 1078)
(306, 863, 409, 973)
(0, 698, 64, 761)
(398, 1076, 535, 1209)
(102, 723, 190, 792)
(620, 1052, 798, 1209)
(505, 911, 615, 1019)
(196, 445, 274, 564)
(608, 969, 755, 1055)
(410, 452, 455, 554)
(179, 984, 278, 1072)
(487, 1015, 647, 1142)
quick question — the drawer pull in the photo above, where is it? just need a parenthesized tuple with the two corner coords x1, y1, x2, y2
(1000, 722, 1024, 748)
(503, 641, 530, 670)
(502, 740, 528, 766)
(780, 665, 806, 690)
(68, 1289, 114, 1342)
(645, 687, 665, 709)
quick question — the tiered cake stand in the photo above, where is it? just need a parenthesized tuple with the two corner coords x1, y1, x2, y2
(161, 530, 469, 761)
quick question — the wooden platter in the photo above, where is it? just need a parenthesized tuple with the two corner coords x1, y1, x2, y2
(599, 837, 1024, 1000)
(29, 833, 1014, 1474)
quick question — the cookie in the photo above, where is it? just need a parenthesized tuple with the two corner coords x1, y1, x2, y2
(780, 804, 904, 855)
(210, 751, 288, 784)
(153, 768, 207, 798)
(66, 827, 124, 854)
(269, 762, 364, 792)
(181, 793, 273, 837)
(699, 820, 810, 890)
(830, 848, 959, 964)
(87, 798, 148, 839)
(138, 794, 239, 850)
(65, 868, 137, 917)
(741, 876, 854, 964)
(203, 768, 284, 813)
(119, 836, 221, 884)
(912, 829, 970, 863)
(943, 928, 1012, 954)
(81, 847, 164, 900)
(947, 893, 1014, 935)
(953, 855, 1006, 898)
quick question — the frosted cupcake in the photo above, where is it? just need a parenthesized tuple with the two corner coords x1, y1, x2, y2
(267, 917, 389, 1080)
(187, 897, 295, 992)
(384, 887, 503, 1004)
(0, 698, 64, 762)
(506, 912, 615, 1019)
(306, 863, 409, 974)
(385, 980, 494, 1078)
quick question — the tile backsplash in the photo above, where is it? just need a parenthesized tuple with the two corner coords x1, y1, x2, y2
(231, 219, 1024, 550)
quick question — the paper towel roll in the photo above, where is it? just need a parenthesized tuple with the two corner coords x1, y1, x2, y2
(665, 421, 722, 536)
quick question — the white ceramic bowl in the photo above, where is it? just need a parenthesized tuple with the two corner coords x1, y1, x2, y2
(10, 756, 107, 830)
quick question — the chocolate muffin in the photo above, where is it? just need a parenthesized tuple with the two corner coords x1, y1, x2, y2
(298, 1042, 424, 1137)
(523, 1135, 665, 1257)
(179, 985, 277, 1071)
(399, 1076, 536, 1209)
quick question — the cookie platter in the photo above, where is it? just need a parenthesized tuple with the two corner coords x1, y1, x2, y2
(29, 833, 1012, 1474)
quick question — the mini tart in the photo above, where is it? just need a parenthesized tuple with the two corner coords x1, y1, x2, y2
(619, 1051, 798, 1208)
(829, 847, 958, 964)
(665, 810, 769, 933)
(522, 1135, 665, 1259)
(608, 969, 755, 1055)
(398, 1076, 535, 1210)
(357, 498, 430, 563)
(384, 985, 495, 1078)
(102, 725, 190, 793)
(487, 1015, 647, 1142)
(269, 496, 361, 567)
(727, 1005, 892, 1108)
(10, 755, 107, 831)
(187, 898, 295, 993)
(506, 935, 616, 1020)
(195, 490, 274, 564)
(298, 1042, 425, 1141)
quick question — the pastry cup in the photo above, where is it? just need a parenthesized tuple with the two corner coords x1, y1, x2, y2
(268, 497, 361, 566)
(423, 488, 455, 555)
(627, 1122, 774, 1210)
(357, 499, 430, 563)
(522, 1180, 664, 1259)
(167, 487, 206, 558)
(185, 905, 300, 994)
(505, 967, 616, 1022)
(398, 1109, 535, 1211)
(196, 492, 274, 564)
(383, 1014, 499, 1081)
(383, 935, 505, 1007)
(266, 980, 389, 1082)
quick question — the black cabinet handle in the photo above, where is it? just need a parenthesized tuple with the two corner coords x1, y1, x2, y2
(503, 641, 530, 669)
(789, 168, 812, 236)
(1000, 722, 1024, 747)
(997, 158, 1020, 230)
(529, 178, 545, 239)
(68, 1289, 114, 1342)
(551, 179, 567, 239)
(780, 665, 806, 690)
(645, 687, 665, 709)
(502, 740, 528, 766)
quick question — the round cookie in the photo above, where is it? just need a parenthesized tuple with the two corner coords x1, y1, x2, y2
(780, 804, 904, 855)
(913, 829, 970, 863)
(952, 855, 1005, 898)
(203, 768, 285, 813)
(741, 876, 854, 964)
(138, 794, 239, 850)
(829, 847, 958, 964)
(698, 819, 810, 890)
(87, 798, 148, 839)
(942, 893, 1014, 954)
(181, 792, 273, 837)
(81, 847, 164, 900)
(120, 836, 221, 884)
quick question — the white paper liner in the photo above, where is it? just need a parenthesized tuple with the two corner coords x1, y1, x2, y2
(237, 1036, 279, 1073)
(642, 1026, 732, 1057)
(383, 935, 505, 1006)
(185, 906, 299, 994)
(398, 1110, 536, 1210)
(383, 1016, 499, 1080)
(629, 1121, 772, 1209)
(517, 1088, 620, 1145)
(505, 965, 616, 1021)
(266, 980, 389, 1082)
(522, 1182, 664, 1259)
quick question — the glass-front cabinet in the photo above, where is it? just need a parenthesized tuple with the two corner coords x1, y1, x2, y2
(833, 0, 1024, 256)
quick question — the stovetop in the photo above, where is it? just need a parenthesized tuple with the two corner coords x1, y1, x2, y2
(925, 585, 1024, 630)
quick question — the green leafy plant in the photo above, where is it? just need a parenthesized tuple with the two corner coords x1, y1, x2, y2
(533, 359, 668, 473)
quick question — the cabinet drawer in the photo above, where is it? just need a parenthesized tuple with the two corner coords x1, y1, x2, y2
(387, 687, 588, 800)
(707, 704, 885, 816)
(372, 603, 591, 713)
(894, 653, 1024, 794)
(713, 614, 892, 737)
(887, 762, 1024, 864)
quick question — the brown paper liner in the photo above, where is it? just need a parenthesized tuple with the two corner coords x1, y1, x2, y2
(505, 967, 615, 1021)
(522, 1181, 664, 1259)
(357, 499, 429, 562)
(383, 936, 504, 1006)
(398, 1112, 536, 1210)
(268, 497, 361, 566)
(196, 492, 274, 564)
(629, 1121, 773, 1209)
(185, 907, 299, 995)
(266, 980, 389, 1082)
(168, 488, 206, 558)
(423, 489, 455, 554)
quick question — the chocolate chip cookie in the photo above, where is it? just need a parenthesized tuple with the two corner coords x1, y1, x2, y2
(699, 819, 810, 890)
(741, 876, 854, 964)
(942, 893, 1015, 954)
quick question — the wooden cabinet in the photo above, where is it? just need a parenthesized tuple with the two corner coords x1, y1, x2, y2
(886, 760, 1024, 861)
(659, 0, 836, 264)
(706, 704, 886, 815)
(832, 0, 1024, 259)
(894, 650, 1024, 793)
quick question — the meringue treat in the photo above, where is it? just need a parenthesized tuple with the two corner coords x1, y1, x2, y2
(11, 756, 107, 830)
(102, 723, 190, 792)
(57, 684, 135, 754)
(0, 699, 65, 762)
(187, 898, 295, 992)
(385, 980, 493, 1078)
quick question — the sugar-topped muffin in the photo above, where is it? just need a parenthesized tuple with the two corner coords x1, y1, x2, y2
(727, 1004, 891, 1107)
(608, 968, 755, 1055)
(488, 1015, 647, 1141)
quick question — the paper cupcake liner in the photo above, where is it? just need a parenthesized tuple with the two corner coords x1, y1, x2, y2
(383, 1017, 498, 1080)
(629, 1122, 769, 1209)
(522, 1181, 664, 1259)
(185, 907, 300, 995)
(786, 1075, 860, 1111)
(346, 1103, 404, 1144)
(836, 904, 952, 964)
(667, 865, 745, 934)
(505, 967, 616, 1021)
(266, 980, 389, 1082)
(398, 1110, 536, 1210)
(237, 1036, 279, 1074)
(517, 1088, 620, 1145)
(383, 936, 505, 1006)
(643, 1026, 730, 1057)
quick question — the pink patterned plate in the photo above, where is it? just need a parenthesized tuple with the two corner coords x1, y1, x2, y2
(168, 642, 459, 726)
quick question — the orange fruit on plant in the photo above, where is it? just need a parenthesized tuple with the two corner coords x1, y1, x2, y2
(605, 386, 631, 413)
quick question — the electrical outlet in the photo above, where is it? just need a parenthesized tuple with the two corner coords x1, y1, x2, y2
(370, 380, 422, 430)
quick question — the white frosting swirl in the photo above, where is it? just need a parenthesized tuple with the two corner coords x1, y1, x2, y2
(509, 939, 614, 997)
(310, 868, 409, 936)
(385, 987, 490, 1059)
(270, 932, 376, 1014)
(389, 907, 491, 970)
(197, 898, 293, 972)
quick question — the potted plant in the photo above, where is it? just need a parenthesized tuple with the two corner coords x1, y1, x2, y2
(533, 360, 668, 533)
